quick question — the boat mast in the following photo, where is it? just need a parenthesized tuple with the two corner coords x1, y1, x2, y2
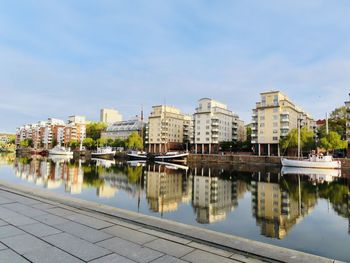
(297, 116, 301, 159)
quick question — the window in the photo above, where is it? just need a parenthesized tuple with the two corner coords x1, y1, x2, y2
(197, 132, 200, 135)
(260, 123, 265, 127)
(273, 115, 278, 120)
(260, 116, 265, 121)
(273, 108, 278, 113)
(273, 122, 278, 127)
(273, 136, 279, 141)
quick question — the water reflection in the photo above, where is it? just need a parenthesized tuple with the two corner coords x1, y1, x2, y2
(1, 155, 350, 261)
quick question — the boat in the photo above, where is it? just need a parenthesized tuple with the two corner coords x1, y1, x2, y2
(127, 151, 148, 160)
(91, 146, 116, 159)
(154, 151, 189, 162)
(281, 154, 341, 169)
(48, 146, 73, 156)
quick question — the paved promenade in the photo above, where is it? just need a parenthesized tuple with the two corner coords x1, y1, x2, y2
(0, 181, 343, 263)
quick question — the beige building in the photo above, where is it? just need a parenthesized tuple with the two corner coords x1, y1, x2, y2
(251, 91, 315, 156)
(192, 98, 244, 154)
(146, 105, 190, 153)
(100, 108, 122, 124)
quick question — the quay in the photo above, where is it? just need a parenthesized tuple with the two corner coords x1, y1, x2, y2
(0, 180, 344, 263)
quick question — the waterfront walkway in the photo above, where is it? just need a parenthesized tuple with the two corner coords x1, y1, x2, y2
(0, 181, 342, 263)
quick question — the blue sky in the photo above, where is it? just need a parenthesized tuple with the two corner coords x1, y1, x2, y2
(0, 0, 349, 132)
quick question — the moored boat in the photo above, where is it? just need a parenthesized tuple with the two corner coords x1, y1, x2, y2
(91, 147, 116, 159)
(127, 151, 148, 160)
(154, 151, 189, 163)
(281, 154, 341, 169)
(48, 146, 73, 156)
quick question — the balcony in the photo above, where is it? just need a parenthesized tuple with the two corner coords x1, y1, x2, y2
(211, 121, 219, 126)
(280, 117, 290, 123)
(251, 126, 257, 131)
(212, 134, 219, 138)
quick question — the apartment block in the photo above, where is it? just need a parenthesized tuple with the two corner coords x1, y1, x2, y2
(251, 91, 315, 156)
(101, 119, 143, 140)
(192, 98, 244, 154)
(146, 105, 190, 153)
(16, 116, 86, 149)
(100, 108, 122, 124)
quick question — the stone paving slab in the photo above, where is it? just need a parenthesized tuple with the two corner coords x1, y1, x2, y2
(144, 238, 194, 258)
(0, 242, 7, 250)
(33, 213, 69, 226)
(89, 253, 137, 263)
(0, 225, 26, 239)
(54, 221, 112, 243)
(102, 225, 157, 245)
(1, 233, 51, 255)
(151, 255, 189, 263)
(182, 250, 240, 263)
(0, 219, 8, 227)
(2, 214, 38, 226)
(1, 202, 47, 217)
(188, 241, 234, 257)
(96, 236, 164, 263)
(43, 232, 111, 261)
(0, 249, 30, 263)
(23, 246, 84, 263)
(18, 222, 62, 237)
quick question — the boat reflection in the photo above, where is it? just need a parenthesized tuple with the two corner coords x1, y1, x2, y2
(281, 166, 341, 184)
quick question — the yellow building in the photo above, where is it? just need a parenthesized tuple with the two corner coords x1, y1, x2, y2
(100, 108, 122, 124)
(146, 105, 190, 153)
(251, 91, 315, 156)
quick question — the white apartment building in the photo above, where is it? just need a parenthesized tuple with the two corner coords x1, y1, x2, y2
(192, 98, 244, 154)
(146, 105, 190, 153)
(251, 91, 315, 156)
(100, 108, 122, 124)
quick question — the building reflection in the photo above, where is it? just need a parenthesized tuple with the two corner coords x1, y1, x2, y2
(192, 167, 241, 224)
(145, 163, 187, 214)
(14, 157, 83, 194)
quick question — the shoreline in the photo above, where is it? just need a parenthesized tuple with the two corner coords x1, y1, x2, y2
(0, 179, 343, 263)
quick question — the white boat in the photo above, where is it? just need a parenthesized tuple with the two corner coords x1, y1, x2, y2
(154, 152, 189, 162)
(281, 154, 341, 169)
(49, 146, 73, 156)
(127, 151, 148, 160)
(91, 147, 116, 159)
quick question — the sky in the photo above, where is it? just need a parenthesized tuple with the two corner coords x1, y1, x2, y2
(0, 0, 349, 133)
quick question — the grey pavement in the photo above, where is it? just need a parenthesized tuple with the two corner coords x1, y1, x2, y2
(0, 188, 265, 263)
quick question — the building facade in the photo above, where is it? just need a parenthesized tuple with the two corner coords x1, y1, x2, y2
(146, 105, 190, 153)
(251, 91, 315, 156)
(100, 108, 122, 124)
(192, 98, 244, 154)
(16, 116, 86, 149)
(101, 119, 143, 140)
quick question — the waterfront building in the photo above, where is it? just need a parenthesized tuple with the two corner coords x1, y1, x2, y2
(251, 91, 315, 156)
(16, 116, 86, 149)
(100, 108, 123, 124)
(101, 119, 143, 140)
(345, 97, 350, 157)
(192, 98, 244, 154)
(146, 105, 190, 153)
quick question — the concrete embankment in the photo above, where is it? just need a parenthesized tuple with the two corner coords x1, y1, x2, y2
(0, 180, 342, 263)
(189, 153, 350, 168)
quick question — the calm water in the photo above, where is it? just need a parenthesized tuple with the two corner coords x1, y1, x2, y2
(0, 154, 349, 262)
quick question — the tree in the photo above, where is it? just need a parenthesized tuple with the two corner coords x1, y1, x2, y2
(83, 137, 95, 149)
(319, 131, 347, 152)
(125, 132, 143, 150)
(318, 106, 347, 140)
(280, 127, 316, 154)
(112, 138, 125, 148)
(19, 139, 33, 148)
(69, 140, 79, 149)
(96, 138, 107, 147)
(86, 122, 107, 140)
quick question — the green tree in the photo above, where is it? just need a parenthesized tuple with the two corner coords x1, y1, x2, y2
(86, 122, 107, 140)
(19, 139, 33, 148)
(319, 131, 347, 152)
(83, 137, 95, 149)
(69, 140, 79, 149)
(112, 138, 125, 148)
(125, 132, 143, 150)
(280, 127, 316, 154)
(96, 138, 107, 147)
(318, 106, 347, 140)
